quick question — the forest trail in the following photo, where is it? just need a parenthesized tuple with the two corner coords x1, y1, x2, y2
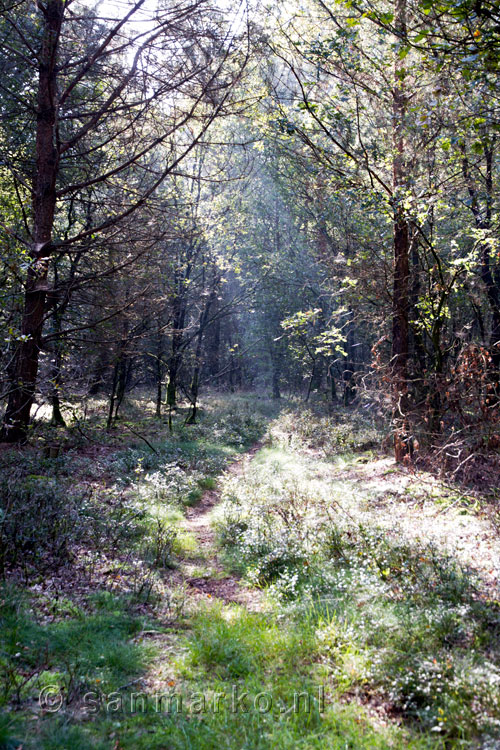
(3, 0, 500, 742)
(175, 426, 500, 610)
(176, 441, 265, 609)
(3, 397, 500, 749)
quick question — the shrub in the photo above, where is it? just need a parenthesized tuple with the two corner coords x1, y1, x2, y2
(0, 476, 87, 575)
(143, 519, 177, 569)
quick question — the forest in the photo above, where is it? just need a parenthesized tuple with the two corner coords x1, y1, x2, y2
(0, 0, 499, 747)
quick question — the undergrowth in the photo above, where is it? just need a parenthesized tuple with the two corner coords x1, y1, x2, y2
(1, 397, 498, 749)
(0, 394, 273, 747)
(0, 393, 270, 584)
(215, 407, 500, 746)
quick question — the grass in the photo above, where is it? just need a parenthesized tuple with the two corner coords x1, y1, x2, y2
(0, 586, 150, 710)
(1, 395, 498, 748)
(0, 392, 273, 584)
(0, 392, 279, 748)
(215, 407, 500, 746)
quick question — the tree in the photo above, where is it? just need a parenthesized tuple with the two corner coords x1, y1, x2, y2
(0, 0, 246, 441)
(391, 0, 411, 461)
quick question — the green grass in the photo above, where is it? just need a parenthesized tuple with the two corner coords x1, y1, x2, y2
(15, 599, 430, 750)
(2, 396, 498, 748)
(94, 601, 431, 750)
(0, 586, 150, 710)
(0, 393, 279, 748)
(215, 409, 500, 745)
(0, 393, 273, 583)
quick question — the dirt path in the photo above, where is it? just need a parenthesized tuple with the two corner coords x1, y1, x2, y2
(142, 443, 266, 693)
(175, 442, 264, 609)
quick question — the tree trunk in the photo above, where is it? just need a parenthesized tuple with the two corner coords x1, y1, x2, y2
(167, 268, 188, 411)
(113, 355, 131, 421)
(1, 1, 63, 442)
(155, 368, 163, 419)
(107, 361, 119, 430)
(306, 360, 316, 401)
(391, 0, 410, 462)
(187, 290, 215, 424)
(207, 307, 220, 383)
(343, 308, 356, 406)
(270, 342, 281, 400)
(462, 140, 500, 397)
(272, 365, 281, 400)
(48, 266, 65, 427)
(328, 364, 338, 402)
(50, 328, 66, 427)
(482, 143, 500, 394)
(154, 324, 164, 419)
(107, 329, 129, 428)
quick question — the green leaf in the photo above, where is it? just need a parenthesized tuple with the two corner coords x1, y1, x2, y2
(379, 11, 394, 24)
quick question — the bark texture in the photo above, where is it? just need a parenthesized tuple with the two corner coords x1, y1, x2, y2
(2, 1, 63, 441)
(391, 0, 410, 462)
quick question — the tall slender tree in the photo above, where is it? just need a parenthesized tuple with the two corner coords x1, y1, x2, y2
(0, 0, 246, 441)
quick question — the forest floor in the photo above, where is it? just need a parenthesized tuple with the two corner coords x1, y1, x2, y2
(1, 393, 500, 749)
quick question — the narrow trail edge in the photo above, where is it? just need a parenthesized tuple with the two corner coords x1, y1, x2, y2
(177, 441, 265, 610)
